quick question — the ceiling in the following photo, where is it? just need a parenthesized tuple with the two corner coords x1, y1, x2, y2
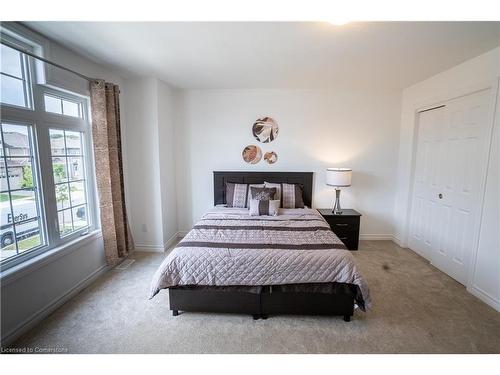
(26, 22, 500, 89)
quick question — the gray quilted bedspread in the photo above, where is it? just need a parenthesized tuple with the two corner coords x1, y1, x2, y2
(149, 207, 371, 309)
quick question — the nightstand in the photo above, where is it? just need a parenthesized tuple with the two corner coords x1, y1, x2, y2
(317, 209, 361, 250)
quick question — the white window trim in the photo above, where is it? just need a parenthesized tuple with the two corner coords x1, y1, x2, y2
(0, 229, 103, 285)
(1, 30, 100, 271)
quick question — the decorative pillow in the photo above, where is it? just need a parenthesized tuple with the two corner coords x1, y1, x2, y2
(250, 186, 277, 201)
(264, 182, 305, 208)
(249, 199, 280, 216)
(225, 183, 249, 208)
(246, 184, 264, 207)
(263, 182, 281, 204)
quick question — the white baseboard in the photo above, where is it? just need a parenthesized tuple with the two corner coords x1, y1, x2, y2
(133, 244, 165, 252)
(391, 235, 405, 247)
(163, 232, 181, 251)
(468, 285, 500, 312)
(1, 264, 109, 347)
(359, 234, 394, 241)
(134, 232, 186, 253)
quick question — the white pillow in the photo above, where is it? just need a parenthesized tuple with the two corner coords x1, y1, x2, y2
(249, 199, 280, 216)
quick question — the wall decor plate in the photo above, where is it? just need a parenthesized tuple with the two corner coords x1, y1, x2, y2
(242, 145, 262, 164)
(252, 117, 279, 143)
(264, 151, 278, 164)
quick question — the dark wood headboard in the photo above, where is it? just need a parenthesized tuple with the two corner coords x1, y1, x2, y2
(213, 171, 314, 207)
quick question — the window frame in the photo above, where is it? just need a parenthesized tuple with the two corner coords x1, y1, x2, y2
(1, 48, 99, 270)
(0, 36, 34, 110)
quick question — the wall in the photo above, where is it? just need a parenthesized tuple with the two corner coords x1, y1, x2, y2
(157, 80, 178, 246)
(1, 24, 125, 345)
(121, 78, 178, 251)
(394, 47, 500, 310)
(174, 89, 402, 237)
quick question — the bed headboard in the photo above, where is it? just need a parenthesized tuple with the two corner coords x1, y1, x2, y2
(213, 171, 314, 207)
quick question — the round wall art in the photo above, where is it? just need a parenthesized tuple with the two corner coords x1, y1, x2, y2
(264, 151, 278, 164)
(242, 145, 262, 164)
(252, 117, 279, 143)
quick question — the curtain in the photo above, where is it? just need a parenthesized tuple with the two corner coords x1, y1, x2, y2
(90, 80, 133, 266)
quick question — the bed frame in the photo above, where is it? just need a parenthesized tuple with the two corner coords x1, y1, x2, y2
(169, 171, 356, 322)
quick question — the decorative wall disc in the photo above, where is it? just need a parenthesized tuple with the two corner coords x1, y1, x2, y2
(242, 145, 262, 164)
(252, 117, 279, 143)
(264, 151, 278, 164)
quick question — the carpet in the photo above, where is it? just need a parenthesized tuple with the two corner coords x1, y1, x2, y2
(10, 240, 500, 353)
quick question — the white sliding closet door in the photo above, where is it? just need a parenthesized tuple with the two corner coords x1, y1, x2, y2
(409, 89, 492, 285)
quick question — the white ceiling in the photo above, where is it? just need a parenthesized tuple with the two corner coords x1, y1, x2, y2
(26, 22, 500, 89)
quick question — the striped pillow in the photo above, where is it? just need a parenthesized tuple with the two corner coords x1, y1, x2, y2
(225, 183, 248, 208)
(249, 199, 280, 216)
(225, 183, 265, 208)
(264, 182, 305, 208)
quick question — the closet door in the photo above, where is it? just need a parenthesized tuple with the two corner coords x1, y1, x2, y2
(409, 89, 492, 285)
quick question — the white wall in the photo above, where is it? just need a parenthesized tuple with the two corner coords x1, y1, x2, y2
(174, 89, 402, 237)
(394, 47, 500, 310)
(121, 78, 178, 251)
(157, 80, 179, 246)
(1, 24, 126, 345)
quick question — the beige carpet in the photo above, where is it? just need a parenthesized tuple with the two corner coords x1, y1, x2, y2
(10, 241, 500, 353)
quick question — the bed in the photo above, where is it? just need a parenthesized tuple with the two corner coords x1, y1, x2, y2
(149, 171, 371, 321)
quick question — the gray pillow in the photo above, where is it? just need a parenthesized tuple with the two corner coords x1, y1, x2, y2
(249, 199, 280, 216)
(264, 182, 304, 208)
(225, 183, 248, 208)
(250, 186, 277, 201)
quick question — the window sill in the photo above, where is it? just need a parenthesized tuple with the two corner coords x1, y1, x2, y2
(0, 230, 103, 287)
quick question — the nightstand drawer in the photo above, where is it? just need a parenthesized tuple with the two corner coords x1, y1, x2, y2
(324, 216, 359, 227)
(335, 235, 357, 251)
(329, 225, 357, 239)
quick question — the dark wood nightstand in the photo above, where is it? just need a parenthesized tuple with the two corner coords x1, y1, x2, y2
(317, 209, 361, 250)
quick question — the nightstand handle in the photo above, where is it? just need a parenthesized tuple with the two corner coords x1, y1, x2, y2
(335, 223, 348, 226)
(339, 237, 348, 240)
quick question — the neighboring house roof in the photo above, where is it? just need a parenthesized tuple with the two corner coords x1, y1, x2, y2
(49, 135, 81, 151)
(0, 132, 81, 152)
(1, 132, 29, 149)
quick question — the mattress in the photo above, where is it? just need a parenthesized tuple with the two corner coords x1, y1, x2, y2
(149, 206, 371, 309)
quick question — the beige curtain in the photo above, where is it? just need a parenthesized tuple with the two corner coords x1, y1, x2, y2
(90, 80, 133, 266)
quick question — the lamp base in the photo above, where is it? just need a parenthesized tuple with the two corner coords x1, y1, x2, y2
(332, 188, 343, 215)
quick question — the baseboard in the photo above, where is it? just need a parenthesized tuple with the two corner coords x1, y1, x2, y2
(134, 232, 186, 253)
(1, 264, 109, 347)
(391, 235, 405, 247)
(468, 285, 500, 312)
(359, 234, 394, 241)
(133, 244, 165, 252)
(163, 232, 181, 251)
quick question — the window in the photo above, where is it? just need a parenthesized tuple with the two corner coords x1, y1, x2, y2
(1, 30, 97, 269)
(44, 94, 83, 118)
(0, 123, 44, 259)
(49, 129, 88, 236)
(0, 44, 32, 108)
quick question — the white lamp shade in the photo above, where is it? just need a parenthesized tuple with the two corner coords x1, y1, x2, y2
(326, 168, 352, 187)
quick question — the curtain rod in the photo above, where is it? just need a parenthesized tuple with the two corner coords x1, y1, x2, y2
(1, 39, 98, 83)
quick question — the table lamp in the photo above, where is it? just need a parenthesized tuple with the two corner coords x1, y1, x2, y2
(326, 168, 352, 214)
